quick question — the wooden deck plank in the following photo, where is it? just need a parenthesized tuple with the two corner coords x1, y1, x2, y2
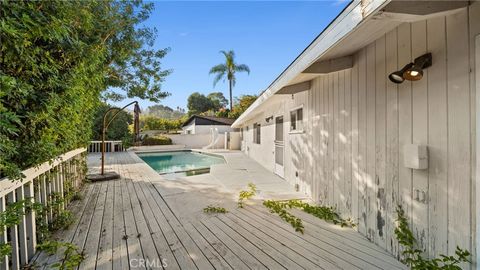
(230, 209, 340, 269)
(182, 222, 233, 270)
(135, 180, 196, 270)
(96, 180, 115, 270)
(193, 220, 250, 270)
(241, 206, 370, 269)
(125, 179, 165, 269)
(250, 205, 404, 269)
(131, 180, 181, 270)
(216, 213, 304, 270)
(119, 177, 145, 270)
(111, 179, 129, 270)
(207, 216, 282, 269)
(79, 182, 108, 269)
(148, 183, 214, 270)
(199, 218, 267, 269)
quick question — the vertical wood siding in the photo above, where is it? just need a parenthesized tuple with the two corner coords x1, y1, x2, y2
(306, 7, 478, 260)
(240, 4, 479, 262)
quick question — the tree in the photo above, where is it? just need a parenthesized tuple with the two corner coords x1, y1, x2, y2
(91, 104, 133, 141)
(207, 92, 228, 111)
(209, 50, 250, 111)
(147, 105, 185, 119)
(228, 95, 257, 119)
(141, 116, 184, 132)
(187, 92, 214, 116)
(0, 0, 170, 179)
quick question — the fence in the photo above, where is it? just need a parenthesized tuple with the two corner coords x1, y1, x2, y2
(88, 141, 124, 153)
(0, 148, 87, 270)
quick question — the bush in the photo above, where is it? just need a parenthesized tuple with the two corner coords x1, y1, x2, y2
(0, 1, 170, 180)
(142, 135, 172, 146)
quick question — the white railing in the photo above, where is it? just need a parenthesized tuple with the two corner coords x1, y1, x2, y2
(88, 140, 124, 153)
(0, 148, 87, 270)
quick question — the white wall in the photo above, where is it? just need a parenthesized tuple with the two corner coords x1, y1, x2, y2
(182, 124, 233, 135)
(182, 122, 195, 134)
(165, 133, 225, 149)
(239, 5, 480, 262)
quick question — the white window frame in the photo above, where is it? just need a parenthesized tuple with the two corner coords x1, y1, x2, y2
(289, 105, 304, 134)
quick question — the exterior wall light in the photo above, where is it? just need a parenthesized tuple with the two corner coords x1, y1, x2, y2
(388, 53, 432, 84)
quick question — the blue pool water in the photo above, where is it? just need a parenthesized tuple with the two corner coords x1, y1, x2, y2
(137, 151, 225, 174)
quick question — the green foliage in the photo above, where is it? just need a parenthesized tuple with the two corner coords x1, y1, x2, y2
(299, 202, 356, 228)
(0, 0, 170, 180)
(263, 200, 304, 234)
(228, 95, 257, 119)
(207, 92, 229, 111)
(50, 210, 75, 231)
(209, 50, 250, 110)
(237, 183, 257, 208)
(203, 205, 228, 214)
(146, 105, 186, 119)
(91, 103, 133, 140)
(187, 92, 215, 116)
(142, 135, 172, 146)
(187, 92, 231, 116)
(141, 116, 184, 132)
(37, 241, 85, 270)
(395, 205, 470, 269)
(262, 199, 355, 234)
(0, 243, 11, 263)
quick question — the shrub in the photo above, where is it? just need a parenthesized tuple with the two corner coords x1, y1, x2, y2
(142, 135, 172, 146)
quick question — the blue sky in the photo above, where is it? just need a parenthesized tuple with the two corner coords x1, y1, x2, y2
(113, 1, 349, 110)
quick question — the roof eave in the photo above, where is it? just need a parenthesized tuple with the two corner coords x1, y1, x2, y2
(232, 0, 391, 128)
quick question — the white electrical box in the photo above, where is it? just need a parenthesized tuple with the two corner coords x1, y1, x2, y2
(403, 144, 428, 169)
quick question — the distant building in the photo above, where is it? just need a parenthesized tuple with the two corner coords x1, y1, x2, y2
(181, 115, 234, 134)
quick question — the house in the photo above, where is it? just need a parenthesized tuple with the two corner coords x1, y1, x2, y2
(233, 0, 480, 263)
(181, 115, 235, 134)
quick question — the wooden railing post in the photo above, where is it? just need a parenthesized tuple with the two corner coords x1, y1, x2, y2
(15, 186, 28, 266)
(7, 192, 19, 270)
(0, 197, 8, 270)
(25, 182, 37, 260)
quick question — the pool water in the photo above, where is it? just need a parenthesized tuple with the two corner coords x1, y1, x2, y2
(137, 151, 225, 175)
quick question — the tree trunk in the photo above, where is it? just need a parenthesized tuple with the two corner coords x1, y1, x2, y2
(229, 79, 233, 111)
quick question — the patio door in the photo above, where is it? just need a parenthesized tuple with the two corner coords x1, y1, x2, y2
(274, 116, 284, 178)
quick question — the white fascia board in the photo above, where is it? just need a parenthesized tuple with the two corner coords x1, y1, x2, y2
(232, 0, 390, 128)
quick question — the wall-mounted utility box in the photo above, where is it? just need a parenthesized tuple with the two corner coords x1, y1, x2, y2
(403, 144, 428, 169)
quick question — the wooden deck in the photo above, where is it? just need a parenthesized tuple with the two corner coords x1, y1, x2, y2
(33, 152, 406, 269)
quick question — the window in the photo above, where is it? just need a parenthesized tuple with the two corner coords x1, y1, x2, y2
(290, 107, 303, 132)
(240, 128, 243, 139)
(253, 123, 261, 144)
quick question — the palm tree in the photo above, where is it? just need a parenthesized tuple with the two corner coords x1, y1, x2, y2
(209, 50, 250, 111)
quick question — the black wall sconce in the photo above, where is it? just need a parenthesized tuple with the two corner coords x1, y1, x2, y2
(265, 115, 273, 123)
(389, 53, 432, 84)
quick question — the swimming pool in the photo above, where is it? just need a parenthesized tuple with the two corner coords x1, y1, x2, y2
(137, 151, 225, 175)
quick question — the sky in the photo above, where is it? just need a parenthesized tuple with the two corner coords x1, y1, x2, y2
(113, 0, 350, 111)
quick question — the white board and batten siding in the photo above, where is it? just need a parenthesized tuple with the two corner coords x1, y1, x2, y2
(240, 4, 480, 264)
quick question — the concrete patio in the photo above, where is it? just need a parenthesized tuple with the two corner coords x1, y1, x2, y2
(32, 150, 406, 269)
